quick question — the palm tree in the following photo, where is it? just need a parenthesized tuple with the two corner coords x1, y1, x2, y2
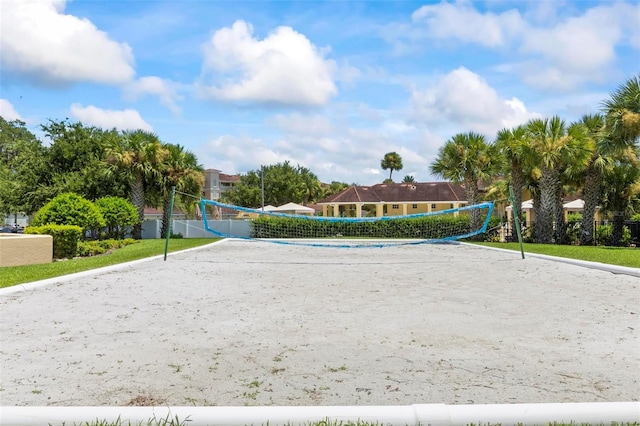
(602, 74, 640, 145)
(494, 125, 530, 229)
(105, 130, 168, 239)
(381, 152, 403, 182)
(600, 150, 640, 245)
(402, 175, 415, 183)
(430, 132, 500, 232)
(158, 144, 204, 238)
(525, 116, 591, 243)
(567, 114, 609, 245)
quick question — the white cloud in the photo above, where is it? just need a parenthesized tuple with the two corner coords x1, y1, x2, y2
(70, 104, 152, 131)
(519, 3, 632, 90)
(123, 76, 183, 114)
(411, 67, 540, 135)
(0, 0, 135, 85)
(0, 99, 23, 121)
(198, 20, 337, 106)
(394, 1, 639, 91)
(411, 0, 525, 47)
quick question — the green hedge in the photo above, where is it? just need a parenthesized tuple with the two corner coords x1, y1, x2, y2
(251, 214, 485, 240)
(25, 224, 83, 259)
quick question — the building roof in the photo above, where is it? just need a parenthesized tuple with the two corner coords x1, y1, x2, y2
(318, 182, 467, 204)
(219, 173, 240, 183)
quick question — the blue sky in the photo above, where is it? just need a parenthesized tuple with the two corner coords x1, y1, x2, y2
(1, 0, 639, 185)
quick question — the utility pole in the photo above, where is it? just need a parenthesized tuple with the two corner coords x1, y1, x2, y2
(261, 165, 265, 211)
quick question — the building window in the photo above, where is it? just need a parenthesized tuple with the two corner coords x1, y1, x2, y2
(450, 203, 454, 209)
(431, 204, 436, 209)
(392, 204, 399, 209)
(412, 204, 418, 209)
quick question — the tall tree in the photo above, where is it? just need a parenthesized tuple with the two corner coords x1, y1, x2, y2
(40, 119, 128, 202)
(525, 116, 591, 243)
(430, 132, 500, 231)
(105, 130, 168, 239)
(157, 143, 204, 238)
(0, 117, 46, 219)
(224, 161, 323, 207)
(381, 152, 403, 182)
(494, 125, 530, 228)
(569, 114, 609, 245)
(600, 150, 640, 245)
(602, 74, 640, 145)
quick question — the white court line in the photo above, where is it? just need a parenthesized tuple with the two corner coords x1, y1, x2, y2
(465, 242, 640, 278)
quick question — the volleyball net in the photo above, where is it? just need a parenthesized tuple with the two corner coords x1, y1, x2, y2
(199, 199, 494, 247)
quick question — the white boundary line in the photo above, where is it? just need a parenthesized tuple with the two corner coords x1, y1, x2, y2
(0, 239, 229, 296)
(465, 243, 640, 278)
(3, 239, 637, 298)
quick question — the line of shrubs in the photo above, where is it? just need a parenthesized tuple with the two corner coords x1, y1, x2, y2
(251, 213, 497, 240)
(23, 193, 140, 259)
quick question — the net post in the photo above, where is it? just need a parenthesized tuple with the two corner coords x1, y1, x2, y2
(508, 185, 525, 259)
(163, 186, 176, 261)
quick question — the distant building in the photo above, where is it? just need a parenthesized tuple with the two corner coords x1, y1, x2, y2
(318, 182, 469, 217)
(203, 169, 240, 201)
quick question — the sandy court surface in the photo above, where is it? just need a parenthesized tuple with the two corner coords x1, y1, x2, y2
(1, 239, 638, 407)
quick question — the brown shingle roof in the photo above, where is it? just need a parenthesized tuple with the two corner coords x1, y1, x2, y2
(318, 182, 466, 204)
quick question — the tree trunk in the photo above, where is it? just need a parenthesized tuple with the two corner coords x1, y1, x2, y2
(464, 179, 480, 236)
(131, 175, 145, 240)
(161, 195, 171, 239)
(611, 210, 625, 246)
(536, 166, 557, 244)
(554, 183, 567, 244)
(510, 164, 524, 233)
(580, 167, 601, 246)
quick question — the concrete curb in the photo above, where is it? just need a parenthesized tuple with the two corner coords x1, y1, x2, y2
(0, 239, 228, 296)
(464, 243, 640, 278)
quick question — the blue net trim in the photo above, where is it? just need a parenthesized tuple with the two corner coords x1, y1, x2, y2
(199, 199, 494, 248)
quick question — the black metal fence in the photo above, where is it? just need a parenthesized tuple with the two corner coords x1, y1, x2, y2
(499, 220, 640, 246)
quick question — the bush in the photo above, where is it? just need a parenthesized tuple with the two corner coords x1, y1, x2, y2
(25, 224, 83, 259)
(31, 193, 105, 236)
(566, 213, 582, 245)
(250, 214, 483, 240)
(595, 224, 631, 246)
(76, 238, 139, 257)
(95, 196, 139, 239)
(631, 213, 640, 221)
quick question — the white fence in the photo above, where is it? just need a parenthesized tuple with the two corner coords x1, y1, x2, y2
(141, 219, 251, 239)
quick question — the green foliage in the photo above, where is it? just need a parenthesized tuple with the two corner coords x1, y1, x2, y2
(481, 216, 503, 242)
(566, 213, 582, 244)
(224, 161, 323, 207)
(631, 213, 640, 221)
(39, 119, 129, 202)
(595, 224, 632, 246)
(95, 196, 139, 239)
(31, 192, 106, 232)
(251, 214, 476, 239)
(381, 151, 403, 181)
(76, 238, 138, 257)
(0, 117, 47, 216)
(25, 224, 83, 259)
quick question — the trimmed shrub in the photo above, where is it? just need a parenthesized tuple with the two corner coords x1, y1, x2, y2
(25, 224, 83, 259)
(95, 196, 139, 239)
(31, 193, 105, 235)
(76, 238, 139, 257)
(595, 224, 631, 246)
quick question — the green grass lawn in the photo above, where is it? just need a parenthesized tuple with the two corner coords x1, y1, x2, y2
(0, 238, 218, 289)
(477, 242, 640, 269)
